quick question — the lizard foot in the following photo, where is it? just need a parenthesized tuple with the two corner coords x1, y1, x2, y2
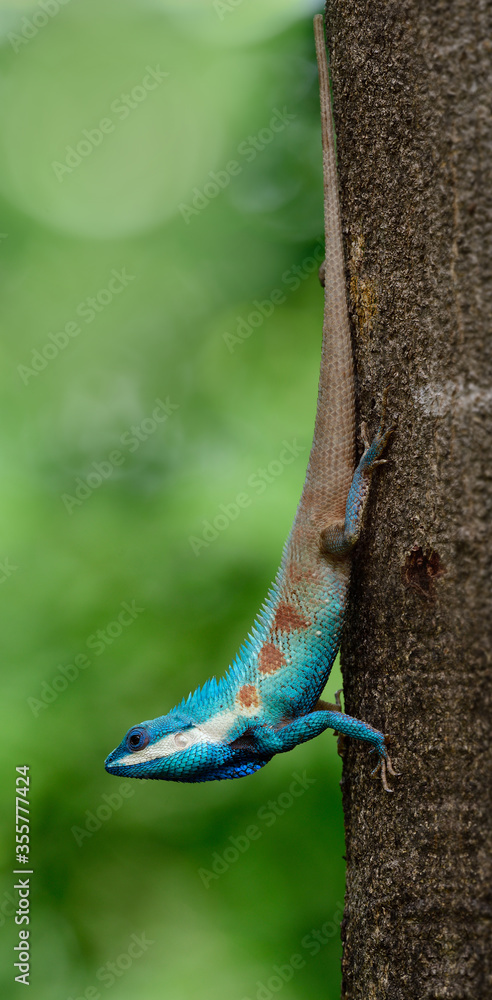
(374, 386, 397, 450)
(360, 389, 396, 465)
(369, 740, 400, 792)
(343, 390, 396, 549)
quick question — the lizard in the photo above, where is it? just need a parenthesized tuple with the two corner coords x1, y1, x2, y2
(104, 14, 398, 791)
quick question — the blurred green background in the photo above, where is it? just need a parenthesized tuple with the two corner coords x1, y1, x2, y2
(0, 1, 346, 998)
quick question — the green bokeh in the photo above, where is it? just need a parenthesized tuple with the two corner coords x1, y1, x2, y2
(0, 2, 346, 998)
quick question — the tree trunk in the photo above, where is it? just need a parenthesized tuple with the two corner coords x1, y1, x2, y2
(323, 1, 492, 997)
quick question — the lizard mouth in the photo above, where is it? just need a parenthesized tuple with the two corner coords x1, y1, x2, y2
(104, 748, 123, 773)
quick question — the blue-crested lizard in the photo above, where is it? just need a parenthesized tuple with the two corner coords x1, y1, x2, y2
(105, 15, 397, 791)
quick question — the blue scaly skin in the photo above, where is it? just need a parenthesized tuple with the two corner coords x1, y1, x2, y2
(105, 16, 398, 791)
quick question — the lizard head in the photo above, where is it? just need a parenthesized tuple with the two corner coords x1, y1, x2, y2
(105, 704, 270, 783)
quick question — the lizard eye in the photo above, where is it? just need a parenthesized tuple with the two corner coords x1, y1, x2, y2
(126, 726, 149, 752)
(174, 732, 190, 749)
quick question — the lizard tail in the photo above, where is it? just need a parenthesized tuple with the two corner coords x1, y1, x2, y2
(301, 15, 355, 527)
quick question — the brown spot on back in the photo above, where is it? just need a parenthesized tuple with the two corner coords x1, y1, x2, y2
(273, 602, 310, 632)
(258, 643, 286, 675)
(237, 684, 259, 709)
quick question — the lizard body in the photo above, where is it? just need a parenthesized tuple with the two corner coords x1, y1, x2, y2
(105, 16, 397, 790)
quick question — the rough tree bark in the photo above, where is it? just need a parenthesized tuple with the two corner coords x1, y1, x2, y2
(323, 1, 491, 998)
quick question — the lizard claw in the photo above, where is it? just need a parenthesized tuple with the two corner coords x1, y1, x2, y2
(360, 420, 371, 452)
(360, 392, 396, 462)
(376, 386, 397, 444)
(382, 735, 400, 777)
(369, 737, 399, 791)
(385, 757, 400, 778)
(359, 422, 396, 472)
(371, 756, 393, 793)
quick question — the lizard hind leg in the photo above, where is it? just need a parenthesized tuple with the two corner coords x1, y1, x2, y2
(319, 397, 395, 558)
(342, 396, 396, 548)
(319, 397, 395, 561)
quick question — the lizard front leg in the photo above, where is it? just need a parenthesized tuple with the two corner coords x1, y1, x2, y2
(248, 711, 397, 792)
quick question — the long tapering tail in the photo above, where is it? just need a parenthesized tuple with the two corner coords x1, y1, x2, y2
(300, 16, 355, 528)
